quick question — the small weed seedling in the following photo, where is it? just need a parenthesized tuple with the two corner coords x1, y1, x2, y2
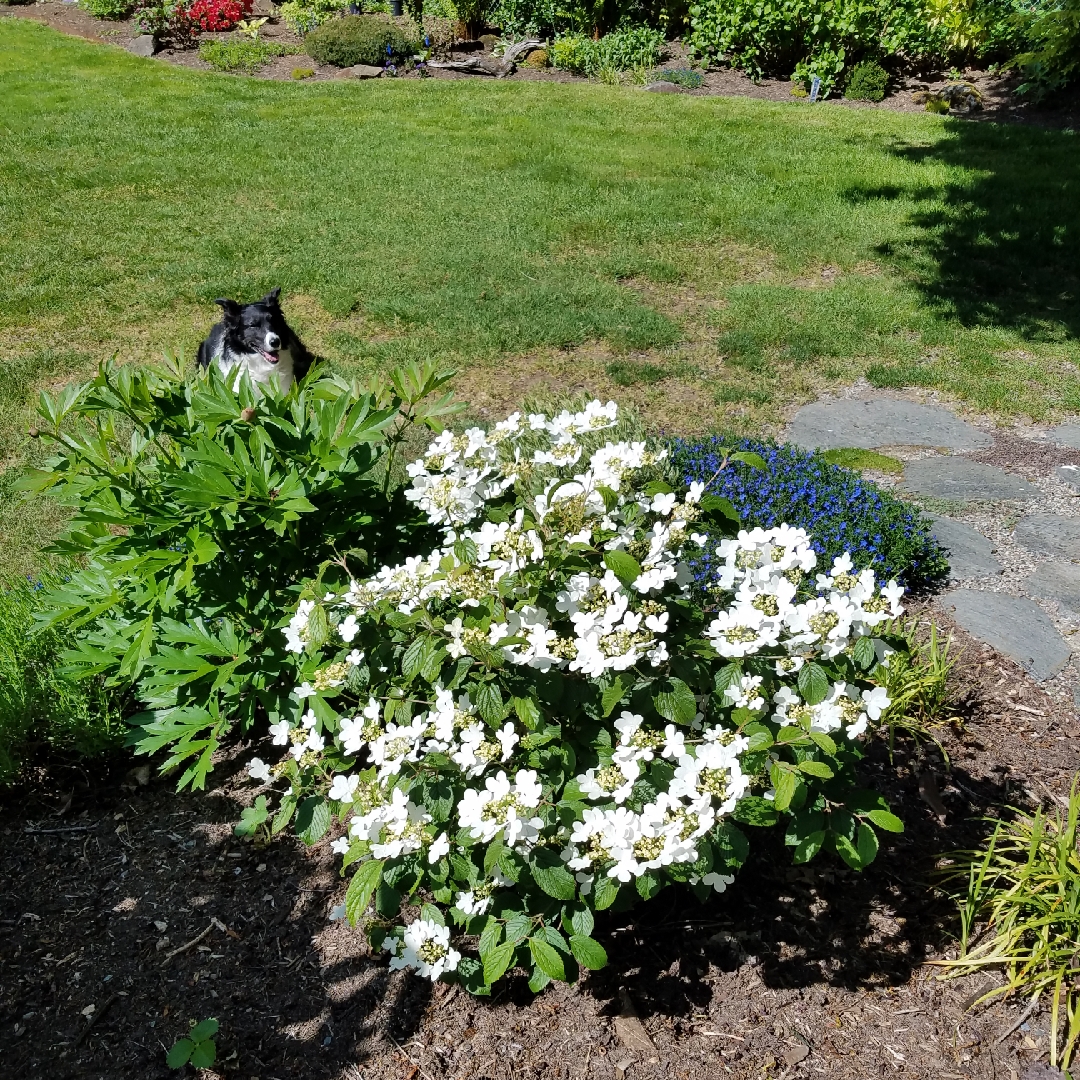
(167, 1018, 219, 1070)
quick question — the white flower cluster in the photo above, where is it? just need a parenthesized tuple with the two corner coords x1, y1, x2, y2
(261, 401, 904, 984)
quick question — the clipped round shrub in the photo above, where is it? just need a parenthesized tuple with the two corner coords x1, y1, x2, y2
(188, 0, 252, 31)
(305, 14, 419, 66)
(292, 65, 316, 78)
(523, 47, 549, 68)
(844, 60, 889, 101)
(669, 436, 948, 589)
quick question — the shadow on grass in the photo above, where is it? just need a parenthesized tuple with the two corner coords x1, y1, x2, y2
(865, 120, 1080, 343)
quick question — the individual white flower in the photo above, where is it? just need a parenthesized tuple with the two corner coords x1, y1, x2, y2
(247, 757, 272, 784)
(346, 649, 364, 666)
(293, 682, 318, 700)
(269, 720, 291, 746)
(330, 837, 350, 855)
(455, 890, 491, 917)
(701, 871, 735, 893)
(304, 729, 325, 754)
(338, 614, 359, 643)
(660, 724, 686, 760)
(651, 491, 677, 516)
(284, 599, 313, 654)
(337, 715, 366, 756)
(387, 918, 461, 981)
(862, 686, 890, 721)
(428, 832, 450, 863)
(328, 773, 360, 803)
(301, 708, 318, 729)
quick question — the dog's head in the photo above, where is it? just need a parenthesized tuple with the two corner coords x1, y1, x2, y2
(215, 287, 291, 366)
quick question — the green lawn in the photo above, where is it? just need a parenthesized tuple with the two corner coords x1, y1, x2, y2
(2, 17, 1080, 574)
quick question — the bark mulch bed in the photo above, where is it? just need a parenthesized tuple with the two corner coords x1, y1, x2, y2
(6, 0, 1080, 129)
(1, 622, 1078, 1080)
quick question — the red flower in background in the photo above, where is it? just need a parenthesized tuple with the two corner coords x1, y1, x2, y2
(187, 0, 252, 32)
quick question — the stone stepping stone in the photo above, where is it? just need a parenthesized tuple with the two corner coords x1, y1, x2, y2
(1014, 514, 1080, 559)
(1055, 464, 1080, 492)
(941, 589, 1071, 682)
(1026, 562, 1080, 618)
(1046, 423, 1080, 448)
(900, 458, 1038, 502)
(927, 513, 1002, 580)
(787, 399, 993, 452)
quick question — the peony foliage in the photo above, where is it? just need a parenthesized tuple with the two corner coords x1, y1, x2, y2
(252, 400, 906, 994)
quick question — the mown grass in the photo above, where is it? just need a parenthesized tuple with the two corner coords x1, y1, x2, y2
(2, 18, 1080, 574)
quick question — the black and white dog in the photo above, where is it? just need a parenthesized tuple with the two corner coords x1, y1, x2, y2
(196, 288, 313, 392)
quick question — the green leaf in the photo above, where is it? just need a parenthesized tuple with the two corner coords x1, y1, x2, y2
(234, 795, 268, 838)
(504, 912, 531, 944)
(570, 907, 594, 938)
(732, 796, 780, 827)
(472, 682, 508, 725)
(857, 821, 880, 866)
(808, 731, 837, 755)
(295, 796, 331, 846)
(772, 767, 798, 812)
(189, 1018, 219, 1042)
(529, 937, 566, 981)
(792, 830, 826, 864)
(652, 677, 697, 725)
(569, 934, 608, 970)
(603, 549, 642, 588)
(483, 941, 516, 984)
(421, 902, 446, 927)
(601, 675, 627, 718)
(729, 450, 766, 471)
(345, 859, 384, 924)
(852, 635, 877, 671)
(512, 695, 542, 729)
(478, 917, 502, 960)
(593, 875, 619, 910)
(166, 1038, 194, 1069)
(530, 850, 578, 900)
(189, 1040, 217, 1069)
(797, 759, 834, 780)
(635, 871, 662, 900)
(833, 831, 864, 870)
(867, 808, 903, 832)
(797, 662, 830, 707)
(528, 965, 551, 993)
(271, 794, 296, 836)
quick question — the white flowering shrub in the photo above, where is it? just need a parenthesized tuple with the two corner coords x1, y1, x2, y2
(249, 400, 907, 994)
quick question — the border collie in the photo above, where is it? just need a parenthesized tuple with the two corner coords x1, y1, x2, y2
(196, 288, 313, 392)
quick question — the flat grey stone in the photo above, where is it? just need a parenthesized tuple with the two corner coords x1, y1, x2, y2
(1014, 514, 1080, 559)
(927, 513, 1002, 580)
(1026, 561, 1080, 617)
(338, 64, 384, 79)
(901, 458, 1037, 502)
(1055, 464, 1080, 491)
(1046, 423, 1080, 449)
(787, 398, 993, 452)
(942, 589, 1071, 682)
(127, 34, 158, 57)
(643, 82, 682, 93)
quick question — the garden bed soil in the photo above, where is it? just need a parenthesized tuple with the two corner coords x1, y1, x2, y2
(6, 0, 1080, 128)
(2, 620, 1078, 1080)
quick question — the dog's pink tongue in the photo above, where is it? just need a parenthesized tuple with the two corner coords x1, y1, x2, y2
(262, 350, 279, 364)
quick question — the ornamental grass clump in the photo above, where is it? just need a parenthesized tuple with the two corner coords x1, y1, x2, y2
(934, 778, 1080, 1070)
(669, 436, 948, 591)
(252, 400, 908, 994)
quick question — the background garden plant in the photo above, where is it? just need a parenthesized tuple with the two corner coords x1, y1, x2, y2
(23, 357, 459, 790)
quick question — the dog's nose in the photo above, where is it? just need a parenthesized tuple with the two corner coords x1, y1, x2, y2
(267, 333, 281, 350)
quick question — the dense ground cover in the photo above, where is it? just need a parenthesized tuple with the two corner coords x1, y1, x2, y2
(3, 18, 1080, 577)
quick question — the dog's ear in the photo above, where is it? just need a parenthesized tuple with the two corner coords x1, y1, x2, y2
(215, 299, 242, 323)
(262, 287, 282, 307)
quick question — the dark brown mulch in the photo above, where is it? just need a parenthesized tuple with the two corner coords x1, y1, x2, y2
(6, 0, 1080, 128)
(1, 624, 1078, 1080)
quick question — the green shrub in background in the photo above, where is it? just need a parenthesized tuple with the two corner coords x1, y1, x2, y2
(23, 357, 458, 791)
(278, 0, 345, 34)
(0, 571, 126, 784)
(305, 14, 420, 65)
(78, 0, 134, 16)
(551, 25, 664, 75)
(844, 58, 889, 99)
(199, 40, 299, 72)
(1015, 0, 1080, 98)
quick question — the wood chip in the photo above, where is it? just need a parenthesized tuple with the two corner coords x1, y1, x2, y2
(615, 989, 656, 1055)
(784, 1042, 810, 1066)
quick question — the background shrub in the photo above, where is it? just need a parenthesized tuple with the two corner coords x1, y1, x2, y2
(551, 26, 664, 75)
(1015, 0, 1080, 98)
(669, 435, 949, 589)
(844, 59, 889, 100)
(199, 39, 298, 72)
(78, 0, 134, 17)
(0, 571, 126, 785)
(278, 0, 345, 34)
(305, 14, 420, 66)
